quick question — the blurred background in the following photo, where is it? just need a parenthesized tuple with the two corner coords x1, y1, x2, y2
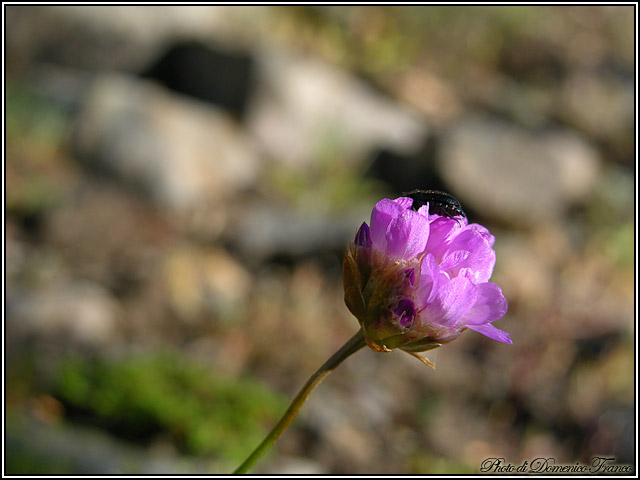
(4, 5, 635, 474)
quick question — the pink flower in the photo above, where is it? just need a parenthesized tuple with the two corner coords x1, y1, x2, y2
(343, 196, 511, 354)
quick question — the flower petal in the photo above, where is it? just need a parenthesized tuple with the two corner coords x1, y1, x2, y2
(390, 297, 416, 329)
(439, 249, 470, 272)
(467, 324, 512, 344)
(370, 199, 405, 253)
(386, 209, 430, 260)
(421, 275, 477, 328)
(394, 196, 414, 210)
(467, 222, 495, 247)
(444, 228, 496, 283)
(463, 282, 508, 326)
(346, 195, 510, 348)
(354, 222, 372, 248)
(417, 253, 440, 305)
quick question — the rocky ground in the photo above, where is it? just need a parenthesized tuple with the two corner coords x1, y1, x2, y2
(5, 5, 635, 475)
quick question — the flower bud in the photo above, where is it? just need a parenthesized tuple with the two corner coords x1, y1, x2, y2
(343, 196, 511, 355)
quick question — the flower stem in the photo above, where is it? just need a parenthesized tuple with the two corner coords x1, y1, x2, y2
(232, 330, 367, 474)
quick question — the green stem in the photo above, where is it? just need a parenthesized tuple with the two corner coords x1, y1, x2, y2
(232, 330, 367, 474)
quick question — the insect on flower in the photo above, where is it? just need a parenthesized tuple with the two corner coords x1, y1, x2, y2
(403, 189, 467, 223)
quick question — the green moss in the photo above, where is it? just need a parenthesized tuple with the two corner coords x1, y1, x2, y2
(53, 352, 287, 462)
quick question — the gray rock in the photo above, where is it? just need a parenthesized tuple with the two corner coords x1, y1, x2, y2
(7, 282, 120, 346)
(163, 246, 252, 324)
(438, 115, 601, 224)
(5, 6, 153, 74)
(5, 5, 249, 74)
(247, 48, 429, 169)
(73, 73, 261, 212)
(230, 202, 370, 262)
(560, 69, 634, 144)
(43, 5, 271, 53)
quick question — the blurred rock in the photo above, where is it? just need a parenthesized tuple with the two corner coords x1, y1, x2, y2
(304, 386, 382, 472)
(389, 68, 462, 125)
(247, 48, 429, 169)
(476, 74, 558, 128)
(438, 115, 601, 224)
(5, 5, 155, 75)
(230, 201, 369, 262)
(47, 5, 269, 47)
(163, 246, 251, 324)
(7, 282, 120, 347)
(73, 73, 261, 214)
(560, 69, 634, 157)
(5, 5, 256, 76)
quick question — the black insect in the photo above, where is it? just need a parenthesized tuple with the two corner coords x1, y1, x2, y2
(403, 189, 467, 222)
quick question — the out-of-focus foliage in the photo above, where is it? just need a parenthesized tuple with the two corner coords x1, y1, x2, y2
(6, 84, 71, 218)
(53, 353, 286, 460)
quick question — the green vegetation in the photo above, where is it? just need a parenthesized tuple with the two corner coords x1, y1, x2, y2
(6, 83, 72, 220)
(53, 352, 287, 462)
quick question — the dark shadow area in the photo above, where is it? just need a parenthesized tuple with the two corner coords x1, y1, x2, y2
(141, 41, 255, 120)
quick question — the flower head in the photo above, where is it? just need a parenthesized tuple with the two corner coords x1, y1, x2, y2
(343, 196, 511, 354)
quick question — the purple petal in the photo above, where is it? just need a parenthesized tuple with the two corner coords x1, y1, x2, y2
(417, 253, 440, 305)
(439, 249, 470, 272)
(394, 196, 414, 210)
(355, 222, 372, 248)
(463, 283, 508, 325)
(416, 204, 431, 217)
(467, 324, 512, 344)
(391, 297, 416, 328)
(467, 222, 495, 247)
(403, 268, 416, 286)
(386, 210, 430, 260)
(421, 275, 477, 328)
(424, 217, 462, 260)
(443, 229, 496, 283)
(370, 199, 405, 253)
